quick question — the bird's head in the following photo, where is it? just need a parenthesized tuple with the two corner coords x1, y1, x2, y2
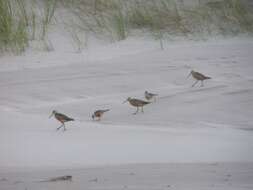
(49, 110, 57, 118)
(123, 97, 131, 104)
(187, 70, 194, 78)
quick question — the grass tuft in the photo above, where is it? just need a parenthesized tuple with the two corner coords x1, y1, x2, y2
(0, 0, 28, 53)
(1, 0, 253, 54)
(41, 0, 57, 39)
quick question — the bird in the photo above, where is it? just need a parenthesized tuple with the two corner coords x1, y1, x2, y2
(187, 70, 211, 87)
(145, 91, 158, 102)
(49, 110, 74, 131)
(123, 97, 150, 114)
(92, 109, 110, 121)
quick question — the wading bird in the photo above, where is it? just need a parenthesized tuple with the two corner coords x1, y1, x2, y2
(49, 110, 74, 131)
(92, 109, 110, 121)
(123, 97, 150, 114)
(145, 91, 158, 102)
(187, 70, 211, 87)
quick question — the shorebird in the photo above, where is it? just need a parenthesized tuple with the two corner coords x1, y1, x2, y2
(145, 91, 158, 102)
(49, 110, 74, 131)
(123, 97, 150, 114)
(92, 109, 110, 121)
(187, 70, 211, 87)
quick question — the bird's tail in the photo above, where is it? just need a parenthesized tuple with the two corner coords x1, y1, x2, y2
(68, 118, 74, 121)
(103, 109, 110, 113)
(205, 76, 211, 79)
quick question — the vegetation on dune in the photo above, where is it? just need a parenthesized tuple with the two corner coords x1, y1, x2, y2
(0, 0, 28, 53)
(0, 0, 57, 54)
(66, 0, 253, 40)
(0, 0, 253, 54)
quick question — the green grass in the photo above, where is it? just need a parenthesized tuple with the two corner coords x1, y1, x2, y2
(0, 0, 57, 54)
(0, 0, 252, 54)
(41, 0, 57, 40)
(0, 0, 28, 53)
(66, 0, 253, 40)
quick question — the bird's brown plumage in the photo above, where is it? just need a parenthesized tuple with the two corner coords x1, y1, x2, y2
(191, 70, 211, 81)
(92, 109, 110, 121)
(123, 97, 150, 114)
(188, 70, 211, 87)
(50, 110, 74, 131)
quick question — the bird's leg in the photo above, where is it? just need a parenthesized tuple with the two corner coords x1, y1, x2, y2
(192, 80, 199, 87)
(63, 123, 66, 131)
(141, 106, 144, 113)
(201, 80, 204, 87)
(56, 124, 63, 131)
(133, 107, 139, 115)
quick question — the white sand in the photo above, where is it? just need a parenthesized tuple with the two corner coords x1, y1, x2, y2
(0, 37, 253, 189)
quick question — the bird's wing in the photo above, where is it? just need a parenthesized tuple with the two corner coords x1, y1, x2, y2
(138, 99, 150, 104)
(195, 72, 207, 78)
(57, 113, 73, 120)
(95, 109, 109, 114)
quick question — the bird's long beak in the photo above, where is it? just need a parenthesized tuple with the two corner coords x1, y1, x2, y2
(187, 72, 191, 79)
(49, 113, 54, 118)
(122, 100, 127, 104)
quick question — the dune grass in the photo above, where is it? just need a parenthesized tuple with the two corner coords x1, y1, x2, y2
(0, 0, 57, 54)
(65, 0, 253, 43)
(0, 0, 252, 54)
(0, 0, 28, 53)
(41, 0, 57, 40)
